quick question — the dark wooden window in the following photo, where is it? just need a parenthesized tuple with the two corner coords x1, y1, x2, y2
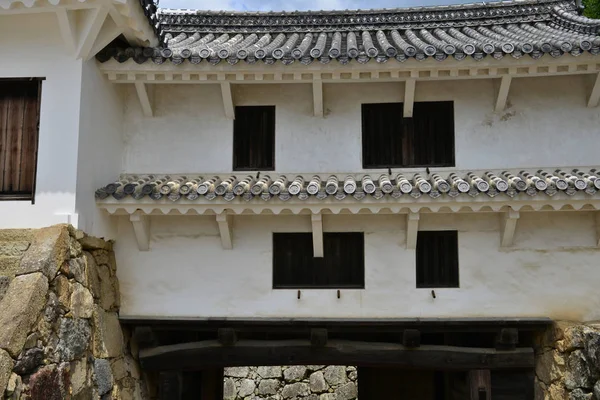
(273, 232, 364, 289)
(233, 106, 275, 171)
(0, 79, 42, 200)
(416, 230, 459, 288)
(361, 101, 454, 168)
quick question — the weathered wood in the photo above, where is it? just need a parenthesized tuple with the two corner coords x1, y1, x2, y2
(218, 328, 237, 346)
(496, 328, 519, 350)
(159, 371, 181, 400)
(403, 329, 421, 348)
(468, 370, 491, 400)
(311, 328, 328, 347)
(140, 340, 535, 371)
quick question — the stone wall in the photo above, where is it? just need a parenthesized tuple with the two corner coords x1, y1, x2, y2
(536, 322, 600, 400)
(0, 224, 147, 400)
(223, 366, 358, 400)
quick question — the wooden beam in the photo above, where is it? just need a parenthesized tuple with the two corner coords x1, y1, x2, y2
(140, 340, 535, 371)
(311, 329, 328, 347)
(134, 82, 154, 117)
(216, 212, 233, 249)
(406, 212, 420, 249)
(218, 328, 237, 346)
(496, 328, 518, 351)
(76, 7, 109, 60)
(500, 209, 519, 247)
(133, 326, 159, 350)
(313, 79, 324, 117)
(468, 370, 491, 400)
(220, 82, 235, 119)
(311, 213, 324, 257)
(403, 329, 421, 348)
(130, 211, 150, 251)
(87, 16, 123, 61)
(403, 79, 416, 118)
(495, 76, 512, 112)
(588, 72, 600, 108)
(158, 371, 182, 400)
(56, 8, 77, 54)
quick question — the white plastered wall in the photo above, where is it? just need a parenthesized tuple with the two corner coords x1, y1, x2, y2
(0, 13, 83, 228)
(122, 75, 600, 174)
(115, 211, 600, 321)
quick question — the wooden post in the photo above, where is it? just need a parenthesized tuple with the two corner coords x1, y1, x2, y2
(468, 370, 491, 400)
(159, 371, 182, 400)
(201, 368, 224, 400)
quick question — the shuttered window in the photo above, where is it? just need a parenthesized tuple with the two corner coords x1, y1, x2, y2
(416, 230, 459, 288)
(273, 232, 365, 289)
(233, 106, 275, 171)
(0, 79, 42, 200)
(362, 101, 455, 168)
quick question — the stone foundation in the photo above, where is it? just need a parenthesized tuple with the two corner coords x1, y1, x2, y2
(536, 322, 600, 399)
(224, 366, 358, 400)
(0, 225, 148, 400)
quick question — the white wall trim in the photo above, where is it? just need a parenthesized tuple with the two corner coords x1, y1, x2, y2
(495, 75, 512, 112)
(406, 211, 420, 249)
(216, 212, 233, 249)
(130, 210, 150, 251)
(134, 82, 154, 117)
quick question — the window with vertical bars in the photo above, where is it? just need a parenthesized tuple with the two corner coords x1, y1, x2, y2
(273, 232, 365, 289)
(0, 79, 42, 200)
(416, 230, 459, 288)
(361, 101, 455, 168)
(233, 105, 275, 171)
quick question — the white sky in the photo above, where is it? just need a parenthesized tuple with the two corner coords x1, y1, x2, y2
(158, 0, 473, 11)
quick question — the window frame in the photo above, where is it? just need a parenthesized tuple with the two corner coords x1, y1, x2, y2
(0, 77, 43, 203)
(361, 101, 455, 169)
(415, 230, 459, 289)
(232, 105, 276, 172)
(272, 231, 365, 289)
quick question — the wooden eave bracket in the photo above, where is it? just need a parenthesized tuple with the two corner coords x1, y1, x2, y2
(406, 211, 420, 249)
(495, 75, 512, 112)
(216, 212, 233, 249)
(313, 79, 324, 117)
(500, 209, 520, 247)
(404, 79, 416, 118)
(130, 210, 150, 251)
(587, 72, 600, 108)
(220, 82, 235, 119)
(135, 82, 154, 117)
(311, 213, 324, 257)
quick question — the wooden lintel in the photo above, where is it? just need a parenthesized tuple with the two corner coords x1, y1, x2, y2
(403, 79, 416, 118)
(403, 329, 421, 348)
(468, 370, 491, 400)
(218, 328, 237, 346)
(56, 8, 77, 54)
(216, 213, 233, 249)
(220, 82, 235, 119)
(495, 75, 512, 112)
(130, 210, 150, 251)
(406, 212, 420, 249)
(496, 328, 518, 351)
(588, 72, 600, 108)
(311, 328, 328, 347)
(133, 326, 159, 350)
(134, 82, 154, 117)
(76, 7, 109, 60)
(313, 80, 324, 117)
(140, 340, 535, 371)
(311, 213, 324, 257)
(158, 371, 182, 400)
(500, 209, 519, 247)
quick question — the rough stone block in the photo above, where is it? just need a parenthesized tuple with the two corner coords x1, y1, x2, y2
(62, 256, 86, 285)
(13, 347, 44, 374)
(335, 382, 357, 400)
(0, 348, 14, 396)
(18, 225, 69, 279)
(28, 364, 69, 400)
(258, 379, 281, 395)
(56, 318, 91, 362)
(224, 366, 250, 378)
(0, 229, 33, 242)
(84, 252, 101, 299)
(92, 306, 124, 358)
(0, 276, 10, 300)
(223, 377, 237, 400)
(94, 358, 114, 396)
(323, 366, 347, 386)
(6, 372, 23, 399)
(238, 379, 256, 397)
(0, 241, 30, 257)
(53, 274, 73, 310)
(536, 350, 565, 385)
(258, 366, 282, 378)
(71, 357, 89, 396)
(98, 264, 118, 311)
(565, 350, 594, 390)
(0, 257, 21, 277)
(320, 394, 338, 400)
(282, 382, 310, 398)
(70, 283, 94, 319)
(310, 371, 328, 393)
(284, 365, 307, 382)
(79, 236, 109, 251)
(69, 236, 83, 258)
(0, 272, 49, 357)
(569, 388, 593, 400)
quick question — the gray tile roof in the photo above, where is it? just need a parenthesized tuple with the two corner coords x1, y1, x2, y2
(99, 0, 600, 64)
(95, 169, 600, 202)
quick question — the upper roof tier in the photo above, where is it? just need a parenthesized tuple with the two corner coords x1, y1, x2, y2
(98, 0, 600, 64)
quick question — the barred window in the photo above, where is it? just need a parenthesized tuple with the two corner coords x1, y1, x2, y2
(233, 106, 275, 171)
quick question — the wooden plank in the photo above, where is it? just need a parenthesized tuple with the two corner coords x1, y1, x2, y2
(0, 83, 10, 192)
(468, 370, 491, 400)
(18, 82, 40, 195)
(140, 340, 535, 371)
(588, 72, 600, 108)
(3, 85, 26, 194)
(495, 76, 512, 112)
(403, 79, 416, 118)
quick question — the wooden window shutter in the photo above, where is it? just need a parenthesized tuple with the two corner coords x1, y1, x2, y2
(233, 106, 275, 171)
(416, 230, 459, 288)
(0, 79, 42, 200)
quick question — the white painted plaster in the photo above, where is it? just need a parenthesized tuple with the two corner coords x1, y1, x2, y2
(0, 14, 83, 229)
(122, 76, 600, 174)
(115, 212, 600, 322)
